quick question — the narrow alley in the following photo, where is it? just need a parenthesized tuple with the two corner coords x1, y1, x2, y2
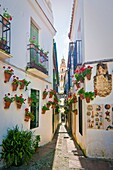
(6, 123, 113, 170)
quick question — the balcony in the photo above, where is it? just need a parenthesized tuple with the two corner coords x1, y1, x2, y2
(0, 14, 12, 60)
(27, 45, 49, 78)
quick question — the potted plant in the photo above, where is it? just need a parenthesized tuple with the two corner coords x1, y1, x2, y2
(42, 89, 48, 99)
(77, 88, 85, 100)
(12, 76, 19, 91)
(29, 36, 36, 48)
(71, 94, 77, 103)
(42, 104, 49, 114)
(51, 101, 57, 108)
(24, 108, 35, 122)
(84, 91, 95, 103)
(3, 9, 12, 25)
(28, 92, 39, 106)
(19, 79, 31, 91)
(49, 89, 56, 98)
(0, 37, 7, 50)
(83, 66, 93, 80)
(3, 66, 14, 83)
(3, 93, 14, 109)
(14, 94, 26, 109)
(46, 101, 52, 108)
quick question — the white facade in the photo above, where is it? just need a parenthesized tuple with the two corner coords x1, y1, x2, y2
(0, 0, 57, 148)
(70, 0, 113, 159)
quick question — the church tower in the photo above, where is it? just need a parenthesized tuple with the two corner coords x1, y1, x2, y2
(59, 57, 66, 94)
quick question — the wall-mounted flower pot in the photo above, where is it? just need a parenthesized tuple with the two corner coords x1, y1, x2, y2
(86, 74, 91, 80)
(16, 102, 22, 109)
(75, 83, 80, 89)
(4, 72, 12, 83)
(19, 81, 25, 90)
(42, 110, 46, 114)
(85, 97, 90, 103)
(28, 97, 33, 106)
(47, 104, 50, 109)
(49, 94, 53, 98)
(4, 101, 11, 109)
(12, 83, 18, 91)
(42, 94, 47, 99)
(24, 116, 30, 122)
(80, 94, 84, 100)
(52, 104, 56, 109)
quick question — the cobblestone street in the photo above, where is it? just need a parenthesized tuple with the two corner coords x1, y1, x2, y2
(4, 123, 113, 170)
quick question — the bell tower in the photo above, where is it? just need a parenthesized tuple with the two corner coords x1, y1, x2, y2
(59, 57, 66, 94)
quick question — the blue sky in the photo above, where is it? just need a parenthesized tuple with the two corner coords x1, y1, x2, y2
(51, 0, 73, 68)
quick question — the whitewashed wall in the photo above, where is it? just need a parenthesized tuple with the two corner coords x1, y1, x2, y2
(84, 0, 113, 62)
(0, 0, 57, 147)
(70, 0, 113, 159)
(1, 0, 55, 83)
(0, 61, 53, 146)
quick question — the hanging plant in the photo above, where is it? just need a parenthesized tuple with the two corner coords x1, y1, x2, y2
(77, 88, 85, 100)
(46, 101, 52, 108)
(3, 66, 14, 83)
(49, 89, 56, 98)
(28, 92, 39, 106)
(19, 79, 31, 91)
(14, 94, 26, 109)
(42, 89, 48, 99)
(42, 104, 49, 114)
(3, 93, 14, 109)
(12, 76, 19, 91)
(84, 91, 95, 103)
(24, 108, 34, 122)
(83, 66, 93, 80)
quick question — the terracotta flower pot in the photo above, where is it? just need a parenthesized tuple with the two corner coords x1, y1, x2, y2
(12, 83, 18, 91)
(16, 102, 22, 109)
(30, 43, 35, 48)
(80, 94, 84, 100)
(86, 74, 91, 80)
(85, 97, 90, 103)
(19, 81, 25, 90)
(24, 116, 30, 122)
(4, 72, 12, 83)
(3, 18, 9, 25)
(4, 101, 11, 109)
(49, 94, 53, 98)
(52, 104, 56, 108)
(47, 104, 50, 108)
(76, 83, 80, 88)
(42, 94, 47, 99)
(42, 110, 46, 114)
(28, 97, 33, 106)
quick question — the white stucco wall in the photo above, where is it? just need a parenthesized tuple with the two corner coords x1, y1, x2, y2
(70, 0, 113, 159)
(0, 61, 53, 146)
(1, 0, 55, 83)
(84, 0, 113, 62)
(0, 0, 57, 147)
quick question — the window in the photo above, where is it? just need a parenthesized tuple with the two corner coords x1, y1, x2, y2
(78, 97, 82, 135)
(30, 22, 39, 64)
(30, 89, 40, 129)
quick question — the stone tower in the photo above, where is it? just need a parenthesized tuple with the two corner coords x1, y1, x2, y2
(59, 57, 66, 94)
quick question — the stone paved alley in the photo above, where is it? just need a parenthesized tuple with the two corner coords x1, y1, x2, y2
(4, 123, 113, 170)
